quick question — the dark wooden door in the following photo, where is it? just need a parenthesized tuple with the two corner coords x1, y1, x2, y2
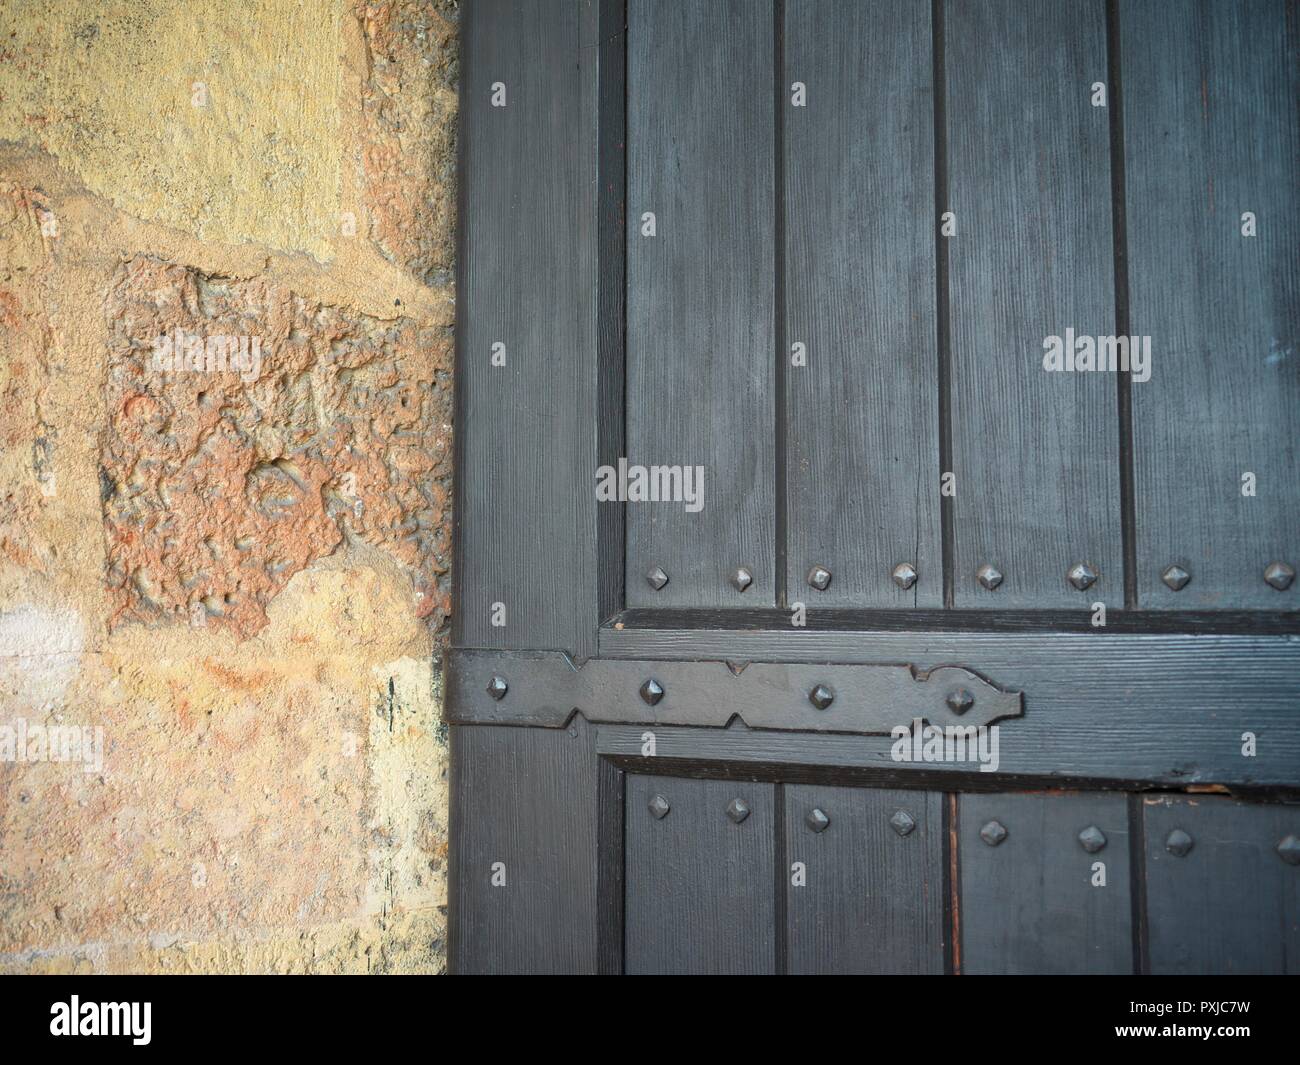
(448, 0, 1300, 974)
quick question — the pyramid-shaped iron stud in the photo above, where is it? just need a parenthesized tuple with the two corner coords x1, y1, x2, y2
(639, 678, 664, 706)
(1068, 562, 1098, 591)
(980, 820, 1008, 846)
(1078, 826, 1107, 853)
(946, 688, 974, 715)
(807, 564, 832, 591)
(890, 810, 916, 837)
(1264, 561, 1295, 591)
(892, 563, 918, 590)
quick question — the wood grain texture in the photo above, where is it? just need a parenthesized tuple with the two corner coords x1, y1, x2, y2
(783, 0, 940, 607)
(945, 0, 1120, 608)
(1143, 795, 1300, 973)
(785, 785, 945, 974)
(624, 774, 776, 973)
(625, 0, 776, 609)
(612, 605, 1300, 634)
(596, 755, 626, 974)
(1122, 0, 1300, 609)
(457, 0, 601, 656)
(599, 627, 1300, 787)
(596, 0, 628, 626)
(449, 721, 600, 974)
(959, 792, 1132, 974)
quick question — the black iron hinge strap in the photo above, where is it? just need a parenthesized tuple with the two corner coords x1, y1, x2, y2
(443, 649, 1023, 734)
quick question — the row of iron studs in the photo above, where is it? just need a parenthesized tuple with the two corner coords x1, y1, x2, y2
(645, 560, 1297, 592)
(646, 796, 1300, 866)
(978, 820, 1300, 866)
(485, 674, 973, 717)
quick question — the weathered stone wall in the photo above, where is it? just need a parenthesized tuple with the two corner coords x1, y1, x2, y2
(0, 0, 456, 973)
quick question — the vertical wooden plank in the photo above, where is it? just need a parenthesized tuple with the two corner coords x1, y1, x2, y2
(449, 721, 599, 974)
(1122, 0, 1300, 609)
(457, 0, 601, 656)
(595, 756, 626, 975)
(785, 786, 945, 974)
(1144, 795, 1300, 974)
(625, 0, 776, 608)
(960, 792, 1132, 974)
(596, 0, 628, 625)
(625, 775, 775, 974)
(783, 0, 940, 607)
(946, 0, 1120, 608)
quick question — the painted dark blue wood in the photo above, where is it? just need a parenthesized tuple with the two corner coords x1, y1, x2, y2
(959, 792, 1132, 974)
(783, 0, 940, 608)
(624, 774, 776, 974)
(600, 627, 1300, 789)
(449, 720, 600, 974)
(453, 0, 1300, 978)
(1144, 795, 1300, 973)
(456, 0, 603, 658)
(784, 785, 945, 974)
(1122, 0, 1300, 610)
(625, 0, 776, 609)
(945, 0, 1121, 609)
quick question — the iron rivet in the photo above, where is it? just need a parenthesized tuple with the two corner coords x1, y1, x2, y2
(807, 564, 832, 591)
(639, 678, 664, 706)
(806, 808, 830, 833)
(731, 566, 753, 592)
(808, 684, 834, 710)
(946, 688, 974, 715)
(648, 795, 670, 820)
(890, 809, 916, 837)
(977, 564, 1003, 591)
(1165, 828, 1194, 857)
(1078, 825, 1107, 853)
(980, 820, 1008, 846)
(646, 566, 669, 590)
(726, 798, 750, 824)
(1276, 835, 1300, 866)
(1264, 561, 1295, 591)
(892, 563, 918, 590)
(486, 675, 508, 701)
(1067, 562, 1098, 591)
(1161, 565, 1190, 592)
